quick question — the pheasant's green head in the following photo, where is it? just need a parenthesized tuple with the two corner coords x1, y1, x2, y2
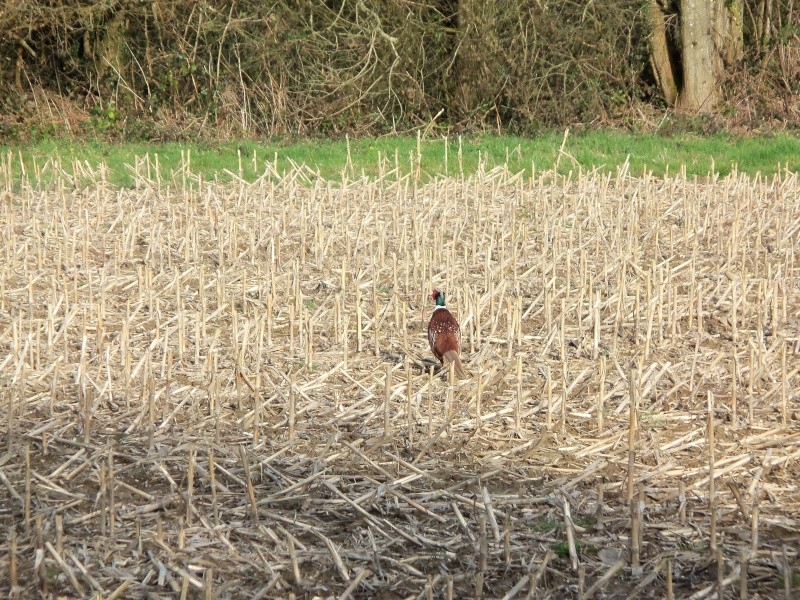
(432, 289, 446, 307)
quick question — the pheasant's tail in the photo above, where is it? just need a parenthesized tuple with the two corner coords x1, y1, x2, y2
(443, 350, 472, 380)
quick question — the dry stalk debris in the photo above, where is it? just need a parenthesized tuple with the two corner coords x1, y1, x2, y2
(0, 155, 798, 598)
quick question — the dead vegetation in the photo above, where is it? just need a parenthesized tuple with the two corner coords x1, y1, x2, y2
(0, 150, 799, 599)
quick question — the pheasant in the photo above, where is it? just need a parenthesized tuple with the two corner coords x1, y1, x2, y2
(427, 289, 470, 379)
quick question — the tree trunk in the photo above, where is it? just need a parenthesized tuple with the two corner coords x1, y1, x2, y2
(651, 0, 742, 112)
(716, 0, 743, 67)
(649, 1, 678, 106)
(450, 0, 503, 122)
(677, 0, 743, 112)
(678, 0, 719, 112)
(96, 10, 126, 84)
(452, 0, 482, 117)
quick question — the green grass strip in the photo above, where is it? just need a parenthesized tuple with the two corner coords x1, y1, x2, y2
(2, 131, 798, 188)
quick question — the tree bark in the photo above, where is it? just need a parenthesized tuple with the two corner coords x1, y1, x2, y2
(650, 0, 743, 112)
(677, 0, 743, 112)
(450, 0, 504, 121)
(678, 0, 719, 112)
(649, 1, 678, 106)
(716, 0, 743, 67)
(453, 0, 482, 117)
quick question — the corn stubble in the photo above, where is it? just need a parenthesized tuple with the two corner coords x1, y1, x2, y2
(0, 151, 798, 598)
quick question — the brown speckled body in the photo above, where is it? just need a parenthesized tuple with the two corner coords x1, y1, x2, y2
(428, 290, 470, 379)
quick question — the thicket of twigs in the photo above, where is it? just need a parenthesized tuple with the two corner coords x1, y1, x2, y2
(0, 148, 798, 598)
(0, 1, 797, 140)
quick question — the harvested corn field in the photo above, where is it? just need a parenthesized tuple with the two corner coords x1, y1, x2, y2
(1, 154, 799, 599)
